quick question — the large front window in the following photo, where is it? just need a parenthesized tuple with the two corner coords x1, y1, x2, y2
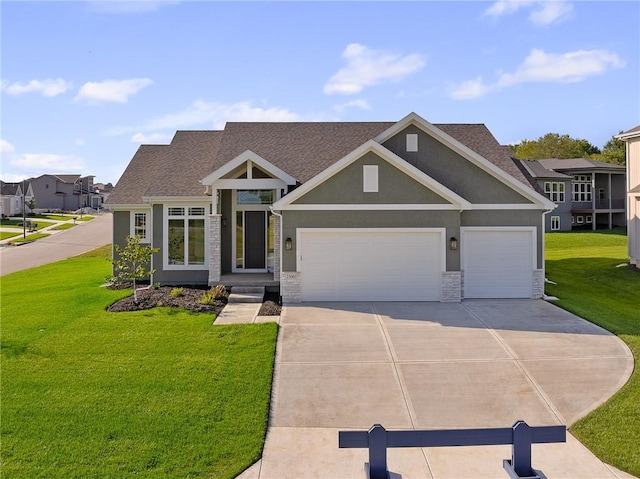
(166, 206, 206, 267)
(572, 175, 592, 202)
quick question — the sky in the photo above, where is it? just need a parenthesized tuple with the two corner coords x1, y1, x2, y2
(1, 0, 638, 186)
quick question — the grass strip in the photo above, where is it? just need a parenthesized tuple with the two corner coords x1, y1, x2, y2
(545, 230, 640, 476)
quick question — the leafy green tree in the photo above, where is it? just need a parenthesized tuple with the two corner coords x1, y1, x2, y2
(511, 133, 600, 159)
(597, 133, 626, 166)
(109, 235, 160, 302)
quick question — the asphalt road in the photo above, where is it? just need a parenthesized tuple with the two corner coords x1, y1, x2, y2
(0, 213, 112, 276)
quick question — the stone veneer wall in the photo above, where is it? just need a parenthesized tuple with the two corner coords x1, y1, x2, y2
(281, 272, 301, 303)
(441, 271, 462, 302)
(208, 214, 221, 284)
(532, 269, 544, 299)
(273, 214, 281, 282)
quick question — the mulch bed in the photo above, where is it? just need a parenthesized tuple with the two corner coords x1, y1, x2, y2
(107, 285, 282, 316)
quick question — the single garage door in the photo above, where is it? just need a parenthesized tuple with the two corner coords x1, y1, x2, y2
(299, 229, 443, 301)
(462, 228, 534, 298)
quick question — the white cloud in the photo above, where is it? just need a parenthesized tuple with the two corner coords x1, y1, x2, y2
(324, 43, 425, 95)
(10, 153, 85, 173)
(497, 48, 625, 86)
(74, 78, 153, 104)
(333, 99, 372, 113)
(87, 1, 180, 14)
(141, 100, 302, 131)
(484, 1, 573, 26)
(130, 132, 173, 144)
(1, 139, 16, 154)
(451, 48, 625, 100)
(529, 1, 574, 26)
(450, 77, 493, 100)
(2, 78, 72, 97)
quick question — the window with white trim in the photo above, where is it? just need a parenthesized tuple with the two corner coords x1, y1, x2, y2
(586, 215, 593, 224)
(550, 216, 560, 231)
(572, 175, 592, 202)
(544, 182, 565, 203)
(576, 215, 584, 224)
(130, 211, 149, 241)
(166, 206, 206, 267)
(363, 165, 379, 192)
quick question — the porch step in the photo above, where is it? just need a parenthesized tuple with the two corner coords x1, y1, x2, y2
(228, 286, 265, 304)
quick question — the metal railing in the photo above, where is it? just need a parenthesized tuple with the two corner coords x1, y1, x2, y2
(339, 420, 566, 479)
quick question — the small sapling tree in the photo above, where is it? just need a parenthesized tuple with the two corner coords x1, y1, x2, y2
(109, 235, 160, 303)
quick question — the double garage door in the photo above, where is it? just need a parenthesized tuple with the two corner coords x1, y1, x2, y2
(297, 228, 535, 301)
(299, 229, 444, 302)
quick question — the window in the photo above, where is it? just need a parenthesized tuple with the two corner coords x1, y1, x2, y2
(236, 190, 273, 205)
(598, 188, 606, 201)
(586, 216, 593, 224)
(363, 165, 379, 192)
(132, 212, 148, 241)
(166, 206, 206, 267)
(406, 134, 418, 152)
(576, 216, 584, 224)
(551, 216, 560, 231)
(572, 175, 592, 202)
(544, 182, 565, 203)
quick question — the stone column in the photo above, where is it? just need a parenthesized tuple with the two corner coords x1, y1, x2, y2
(273, 213, 281, 281)
(209, 214, 221, 285)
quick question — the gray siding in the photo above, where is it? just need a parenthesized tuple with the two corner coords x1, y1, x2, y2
(282, 210, 461, 272)
(382, 125, 532, 204)
(293, 151, 449, 205)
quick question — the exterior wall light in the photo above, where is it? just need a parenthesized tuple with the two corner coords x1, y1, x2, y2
(450, 237, 458, 250)
(285, 237, 293, 250)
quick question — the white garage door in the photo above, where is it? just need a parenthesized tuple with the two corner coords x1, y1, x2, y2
(462, 229, 535, 299)
(299, 229, 443, 301)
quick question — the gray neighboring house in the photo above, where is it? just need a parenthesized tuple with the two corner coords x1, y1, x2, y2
(27, 174, 95, 212)
(617, 125, 640, 266)
(518, 158, 626, 232)
(106, 112, 555, 302)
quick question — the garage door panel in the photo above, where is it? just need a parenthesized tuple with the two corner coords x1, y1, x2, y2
(463, 230, 534, 299)
(300, 230, 442, 302)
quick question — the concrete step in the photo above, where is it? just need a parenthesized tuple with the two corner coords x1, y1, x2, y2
(228, 286, 265, 304)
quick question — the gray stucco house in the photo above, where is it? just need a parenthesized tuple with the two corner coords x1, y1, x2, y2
(26, 174, 95, 212)
(106, 112, 555, 302)
(517, 158, 626, 232)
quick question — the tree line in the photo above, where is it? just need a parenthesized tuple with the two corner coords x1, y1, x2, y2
(509, 132, 626, 166)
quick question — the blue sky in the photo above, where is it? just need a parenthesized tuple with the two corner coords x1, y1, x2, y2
(1, 1, 638, 185)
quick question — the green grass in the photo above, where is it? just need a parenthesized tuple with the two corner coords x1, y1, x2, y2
(76, 215, 94, 221)
(1, 247, 278, 478)
(8, 232, 50, 244)
(0, 231, 21, 240)
(545, 229, 640, 476)
(51, 222, 76, 230)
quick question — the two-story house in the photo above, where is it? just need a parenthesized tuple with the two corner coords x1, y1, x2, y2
(617, 126, 640, 266)
(26, 174, 95, 212)
(517, 158, 626, 232)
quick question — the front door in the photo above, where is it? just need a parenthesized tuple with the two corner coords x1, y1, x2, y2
(244, 211, 266, 269)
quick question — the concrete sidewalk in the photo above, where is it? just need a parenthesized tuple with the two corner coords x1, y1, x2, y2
(240, 300, 636, 479)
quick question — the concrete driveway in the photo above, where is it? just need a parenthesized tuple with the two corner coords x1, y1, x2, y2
(242, 300, 635, 479)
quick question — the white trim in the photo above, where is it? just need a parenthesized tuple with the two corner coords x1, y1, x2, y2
(162, 203, 210, 271)
(142, 196, 210, 204)
(373, 112, 555, 209)
(201, 150, 297, 186)
(273, 140, 472, 210)
(231, 190, 272, 273)
(460, 226, 537, 270)
(295, 227, 446, 273)
(212, 178, 288, 190)
(279, 203, 545, 211)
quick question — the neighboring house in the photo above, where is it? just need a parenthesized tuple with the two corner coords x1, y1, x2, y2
(0, 181, 33, 216)
(27, 174, 93, 211)
(92, 182, 114, 209)
(518, 158, 626, 232)
(617, 125, 640, 266)
(106, 112, 555, 302)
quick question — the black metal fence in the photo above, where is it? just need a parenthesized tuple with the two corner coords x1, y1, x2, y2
(339, 420, 566, 479)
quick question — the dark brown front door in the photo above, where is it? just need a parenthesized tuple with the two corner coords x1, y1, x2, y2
(245, 211, 266, 269)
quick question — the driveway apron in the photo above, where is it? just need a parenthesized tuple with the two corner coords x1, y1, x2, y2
(244, 300, 634, 479)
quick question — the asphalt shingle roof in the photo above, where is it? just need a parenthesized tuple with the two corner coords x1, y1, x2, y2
(517, 159, 573, 179)
(537, 158, 625, 171)
(1, 181, 20, 196)
(107, 120, 535, 206)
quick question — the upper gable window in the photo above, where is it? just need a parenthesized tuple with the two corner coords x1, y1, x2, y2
(363, 165, 379, 193)
(406, 134, 418, 152)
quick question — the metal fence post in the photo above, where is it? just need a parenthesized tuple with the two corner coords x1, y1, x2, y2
(511, 420, 534, 478)
(368, 424, 388, 479)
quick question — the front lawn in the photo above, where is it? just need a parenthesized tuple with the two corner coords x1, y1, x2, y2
(51, 222, 76, 230)
(545, 229, 640, 476)
(1, 246, 278, 478)
(0, 231, 21, 240)
(8, 232, 50, 244)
